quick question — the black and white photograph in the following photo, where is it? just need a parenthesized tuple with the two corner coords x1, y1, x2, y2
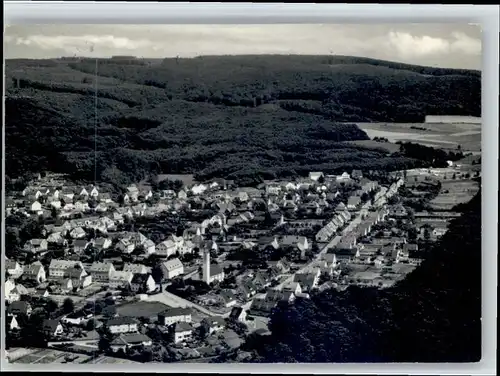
(4, 22, 484, 366)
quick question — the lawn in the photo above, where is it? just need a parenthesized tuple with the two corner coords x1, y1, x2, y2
(115, 300, 170, 319)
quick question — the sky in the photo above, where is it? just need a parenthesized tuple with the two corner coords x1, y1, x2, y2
(4, 24, 482, 70)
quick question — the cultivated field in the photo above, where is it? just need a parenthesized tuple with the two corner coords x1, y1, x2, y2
(355, 122, 481, 153)
(429, 180, 480, 210)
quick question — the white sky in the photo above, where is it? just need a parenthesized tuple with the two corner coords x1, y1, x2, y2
(4, 24, 482, 70)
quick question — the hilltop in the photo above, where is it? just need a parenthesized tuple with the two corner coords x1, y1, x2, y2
(5, 55, 481, 187)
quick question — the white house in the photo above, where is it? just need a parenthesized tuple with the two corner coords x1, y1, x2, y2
(24, 239, 49, 253)
(31, 201, 42, 213)
(89, 262, 115, 282)
(48, 259, 85, 279)
(156, 240, 177, 257)
(173, 322, 193, 344)
(130, 274, 156, 293)
(161, 258, 184, 279)
(6, 260, 24, 279)
(158, 308, 192, 326)
(107, 317, 138, 334)
(109, 271, 134, 289)
(69, 227, 86, 239)
(117, 239, 135, 254)
(23, 262, 46, 283)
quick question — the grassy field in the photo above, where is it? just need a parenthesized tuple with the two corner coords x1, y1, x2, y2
(355, 122, 481, 153)
(429, 180, 480, 210)
(115, 301, 171, 319)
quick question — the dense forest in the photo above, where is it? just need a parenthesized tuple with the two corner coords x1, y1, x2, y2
(5, 55, 481, 187)
(244, 191, 481, 362)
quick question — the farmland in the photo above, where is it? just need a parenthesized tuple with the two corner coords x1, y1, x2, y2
(355, 121, 481, 153)
(429, 180, 480, 210)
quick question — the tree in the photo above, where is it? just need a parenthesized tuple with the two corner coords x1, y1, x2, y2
(423, 228, 431, 242)
(62, 298, 75, 314)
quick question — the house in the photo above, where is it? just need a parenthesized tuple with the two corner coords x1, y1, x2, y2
(126, 185, 140, 202)
(110, 333, 153, 353)
(59, 278, 74, 293)
(130, 274, 156, 293)
(220, 290, 238, 308)
(143, 239, 156, 255)
(238, 281, 257, 299)
(74, 201, 90, 212)
(24, 239, 48, 253)
(123, 263, 149, 275)
(229, 306, 247, 323)
(282, 282, 302, 295)
(93, 237, 112, 251)
(334, 248, 360, 263)
(7, 300, 32, 316)
(73, 239, 91, 254)
(161, 258, 184, 280)
(158, 307, 192, 326)
(31, 200, 42, 213)
(293, 273, 319, 292)
(116, 239, 135, 254)
(309, 172, 324, 182)
(43, 319, 64, 337)
(107, 317, 139, 334)
(156, 240, 177, 258)
(6, 316, 20, 331)
(99, 192, 113, 203)
(67, 267, 92, 290)
(5, 279, 18, 303)
(69, 227, 86, 239)
(336, 172, 351, 182)
(22, 262, 46, 283)
(172, 322, 194, 344)
(89, 262, 115, 282)
(201, 316, 226, 335)
(109, 271, 134, 289)
(49, 259, 85, 278)
(47, 232, 66, 245)
(6, 260, 24, 279)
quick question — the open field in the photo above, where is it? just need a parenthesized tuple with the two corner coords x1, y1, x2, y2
(115, 300, 171, 319)
(10, 348, 92, 364)
(355, 122, 481, 153)
(429, 180, 480, 210)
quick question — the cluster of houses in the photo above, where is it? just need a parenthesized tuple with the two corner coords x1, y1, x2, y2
(6, 168, 430, 358)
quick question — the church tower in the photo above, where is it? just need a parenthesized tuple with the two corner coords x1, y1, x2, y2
(202, 248, 211, 284)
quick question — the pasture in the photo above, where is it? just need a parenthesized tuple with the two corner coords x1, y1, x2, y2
(429, 180, 480, 210)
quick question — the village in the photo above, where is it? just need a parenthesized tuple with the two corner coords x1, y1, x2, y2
(4, 160, 480, 364)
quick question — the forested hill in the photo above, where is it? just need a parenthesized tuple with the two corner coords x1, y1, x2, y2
(245, 191, 482, 363)
(5, 55, 481, 187)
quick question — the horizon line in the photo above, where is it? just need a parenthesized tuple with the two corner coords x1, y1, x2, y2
(5, 53, 482, 72)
